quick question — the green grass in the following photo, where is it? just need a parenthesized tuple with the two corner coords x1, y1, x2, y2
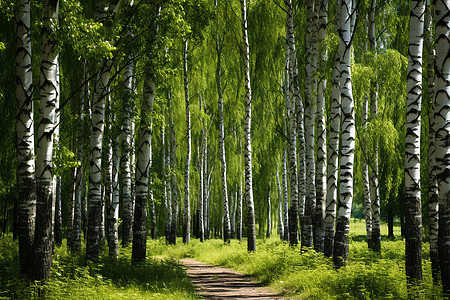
(0, 237, 196, 299)
(0, 219, 444, 299)
(147, 219, 443, 299)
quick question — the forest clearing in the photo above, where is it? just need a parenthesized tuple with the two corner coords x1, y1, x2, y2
(0, 0, 449, 298)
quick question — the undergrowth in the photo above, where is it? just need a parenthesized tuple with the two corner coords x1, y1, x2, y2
(0, 237, 196, 299)
(0, 219, 444, 299)
(148, 219, 443, 300)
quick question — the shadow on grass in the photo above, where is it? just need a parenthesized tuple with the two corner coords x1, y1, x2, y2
(98, 255, 193, 293)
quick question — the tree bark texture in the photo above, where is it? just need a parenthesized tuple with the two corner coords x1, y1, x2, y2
(404, 0, 425, 285)
(240, 0, 256, 252)
(33, 0, 59, 281)
(333, 0, 355, 269)
(14, 0, 36, 278)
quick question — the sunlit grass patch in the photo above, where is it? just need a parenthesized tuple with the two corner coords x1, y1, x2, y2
(0, 236, 196, 299)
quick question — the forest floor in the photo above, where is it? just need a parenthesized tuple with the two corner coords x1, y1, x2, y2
(180, 259, 286, 299)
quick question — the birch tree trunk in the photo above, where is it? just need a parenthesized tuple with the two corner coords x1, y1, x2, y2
(333, 0, 355, 268)
(425, 0, 439, 281)
(14, 0, 36, 278)
(324, 48, 341, 257)
(132, 71, 154, 261)
(314, 0, 328, 253)
(285, 0, 299, 246)
(434, 0, 450, 294)
(266, 190, 271, 238)
(162, 123, 172, 242)
(368, 0, 381, 252)
(362, 95, 372, 246)
(86, 58, 113, 262)
(72, 62, 88, 252)
(33, 0, 59, 281)
(277, 165, 284, 240)
(404, 0, 425, 285)
(282, 150, 289, 241)
(121, 59, 135, 247)
(169, 93, 179, 245)
(217, 37, 232, 243)
(240, 0, 256, 252)
(183, 38, 191, 244)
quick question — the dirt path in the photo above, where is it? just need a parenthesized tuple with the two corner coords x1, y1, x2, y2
(180, 259, 285, 299)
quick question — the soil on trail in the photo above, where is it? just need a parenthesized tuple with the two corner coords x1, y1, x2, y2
(180, 259, 285, 299)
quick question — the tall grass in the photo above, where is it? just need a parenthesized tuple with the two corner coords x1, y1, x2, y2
(148, 219, 443, 299)
(0, 237, 196, 299)
(0, 219, 443, 299)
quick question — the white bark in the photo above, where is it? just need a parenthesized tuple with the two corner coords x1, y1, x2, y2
(362, 95, 372, 245)
(285, 0, 299, 246)
(86, 58, 112, 262)
(404, 0, 425, 283)
(33, 0, 59, 280)
(183, 38, 191, 244)
(333, 0, 355, 268)
(434, 0, 450, 293)
(14, 0, 36, 277)
(121, 59, 135, 247)
(315, 0, 328, 253)
(240, 0, 256, 252)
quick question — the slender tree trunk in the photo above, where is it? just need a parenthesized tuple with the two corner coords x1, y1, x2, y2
(169, 93, 179, 245)
(54, 177, 62, 246)
(72, 65, 87, 251)
(132, 71, 154, 261)
(282, 150, 289, 241)
(425, 0, 439, 281)
(368, 0, 381, 253)
(86, 58, 112, 262)
(33, 0, 59, 281)
(285, 0, 299, 246)
(240, 0, 256, 252)
(52, 62, 62, 248)
(314, 0, 328, 253)
(362, 95, 372, 247)
(183, 38, 191, 244)
(277, 165, 284, 240)
(333, 0, 355, 268)
(121, 59, 135, 247)
(282, 38, 290, 242)
(109, 120, 120, 257)
(237, 179, 243, 242)
(404, 0, 425, 286)
(324, 49, 340, 257)
(67, 169, 75, 249)
(303, 0, 318, 248)
(217, 33, 232, 244)
(434, 0, 450, 295)
(163, 123, 172, 242)
(266, 190, 271, 238)
(199, 99, 206, 242)
(14, 0, 36, 278)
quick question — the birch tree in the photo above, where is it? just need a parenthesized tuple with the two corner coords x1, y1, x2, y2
(33, 0, 59, 280)
(315, 0, 328, 253)
(303, 0, 318, 248)
(240, 0, 256, 252)
(216, 2, 232, 242)
(368, 0, 381, 252)
(324, 47, 340, 257)
(425, 0, 439, 280)
(14, 0, 36, 278)
(121, 58, 135, 247)
(132, 71, 155, 261)
(285, 0, 299, 246)
(183, 38, 191, 244)
(333, 0, 355, 268)
(434, 0, 450, 294)
(404, 0, 425, 285)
